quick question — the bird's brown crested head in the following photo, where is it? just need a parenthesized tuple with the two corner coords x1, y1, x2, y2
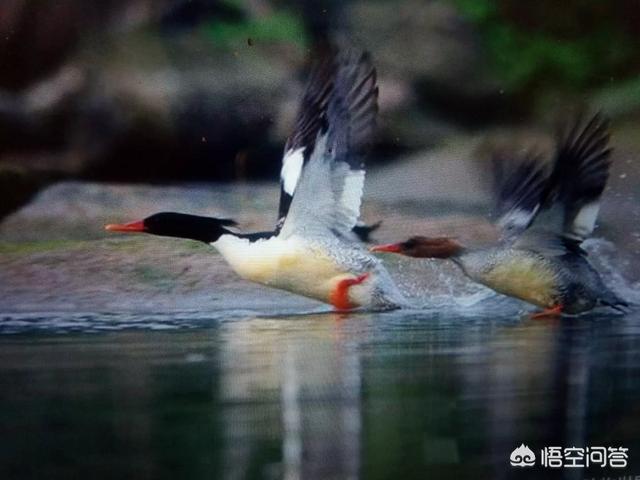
(370, 236, 464, 259)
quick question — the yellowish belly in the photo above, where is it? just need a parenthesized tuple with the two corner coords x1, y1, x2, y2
(258, 251, 350, 303)
(481, 257, 558, 308)
(215, 235, 359, 305)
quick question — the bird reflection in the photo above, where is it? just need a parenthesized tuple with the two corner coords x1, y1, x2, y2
(217, 315, 363, 480)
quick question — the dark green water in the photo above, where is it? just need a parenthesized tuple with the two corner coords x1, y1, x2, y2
(1, 310, 639, 480)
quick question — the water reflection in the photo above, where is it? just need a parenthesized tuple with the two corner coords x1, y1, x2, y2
(218, 315, 363, 480)
(0, 311, 639, 479)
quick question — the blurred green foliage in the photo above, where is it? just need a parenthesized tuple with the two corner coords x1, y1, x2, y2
(202, 2, 307, 48)
(592, 77, 640, 117)
(453, 0, 638, 93)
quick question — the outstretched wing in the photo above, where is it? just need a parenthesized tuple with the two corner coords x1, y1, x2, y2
(276, 50, 337, 230)
(278, 49, 378, 240)
(492, 150, 548, 244)
(547, 112, 612, 242)
(515, 113, 613, 255)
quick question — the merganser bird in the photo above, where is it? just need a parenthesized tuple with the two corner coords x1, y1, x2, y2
(372, 113, 628, 316)
(106, 48, 405, 311)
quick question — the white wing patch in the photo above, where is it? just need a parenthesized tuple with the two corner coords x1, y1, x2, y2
(281, 147, 305, 195)
(279, 133, 366, 240)
(568, 201, 600, 240)
(339, 169, 365, 229)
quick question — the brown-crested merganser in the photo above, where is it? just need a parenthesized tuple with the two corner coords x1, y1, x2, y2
(372, 113, 628, 316)
(106, 48, 406, 311)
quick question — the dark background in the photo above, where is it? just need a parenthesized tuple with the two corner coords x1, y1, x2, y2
(1, 4, 640, 480)
(2, 0, 639, 218)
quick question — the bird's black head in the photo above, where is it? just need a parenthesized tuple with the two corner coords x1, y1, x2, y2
(106, 212, 236, 243)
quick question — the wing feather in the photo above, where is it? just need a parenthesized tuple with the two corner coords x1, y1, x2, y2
(276, 50, 337, 227)
(514, 113, 613, 255)
(538, 112, 613, 242)
(492, 150, 548, 244)
(279, 49, 378, 240)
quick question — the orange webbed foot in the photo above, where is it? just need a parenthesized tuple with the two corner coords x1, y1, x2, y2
(330, 273, 371, 311)
(530, 304, 563, 319)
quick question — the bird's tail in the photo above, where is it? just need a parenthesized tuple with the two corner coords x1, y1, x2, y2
(352, 220, 382, 243)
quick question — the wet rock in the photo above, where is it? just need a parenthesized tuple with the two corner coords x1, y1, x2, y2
(0, 237, 317, 313)
(0, 181, 281, 242)
(2, 126, 638, 313)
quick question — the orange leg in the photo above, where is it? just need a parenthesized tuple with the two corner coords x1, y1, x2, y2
(530, 304, 563, 319)
(329, 273, 371, 311)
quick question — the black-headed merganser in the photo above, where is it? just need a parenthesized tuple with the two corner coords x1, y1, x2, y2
(106, 48, 405, 311)
(372, 113, 628, 316)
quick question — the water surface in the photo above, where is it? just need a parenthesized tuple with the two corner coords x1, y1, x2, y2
(1, 308, 639, 480)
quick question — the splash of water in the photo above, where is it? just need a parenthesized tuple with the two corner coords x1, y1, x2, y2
(584, 237, 640, 306)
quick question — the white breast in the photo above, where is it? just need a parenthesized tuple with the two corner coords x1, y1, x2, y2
(212, 234, 358, 304)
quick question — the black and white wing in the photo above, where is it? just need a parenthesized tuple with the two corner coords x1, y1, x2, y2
(277, 52, 337, 230)
(546, 112, 612, 242)
(491, 150, 548, 244)
(278, 49, 378, 240)
(515, 113, 613, 255)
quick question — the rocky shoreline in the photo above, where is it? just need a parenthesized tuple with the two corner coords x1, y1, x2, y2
(2, 134, 638, 313)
